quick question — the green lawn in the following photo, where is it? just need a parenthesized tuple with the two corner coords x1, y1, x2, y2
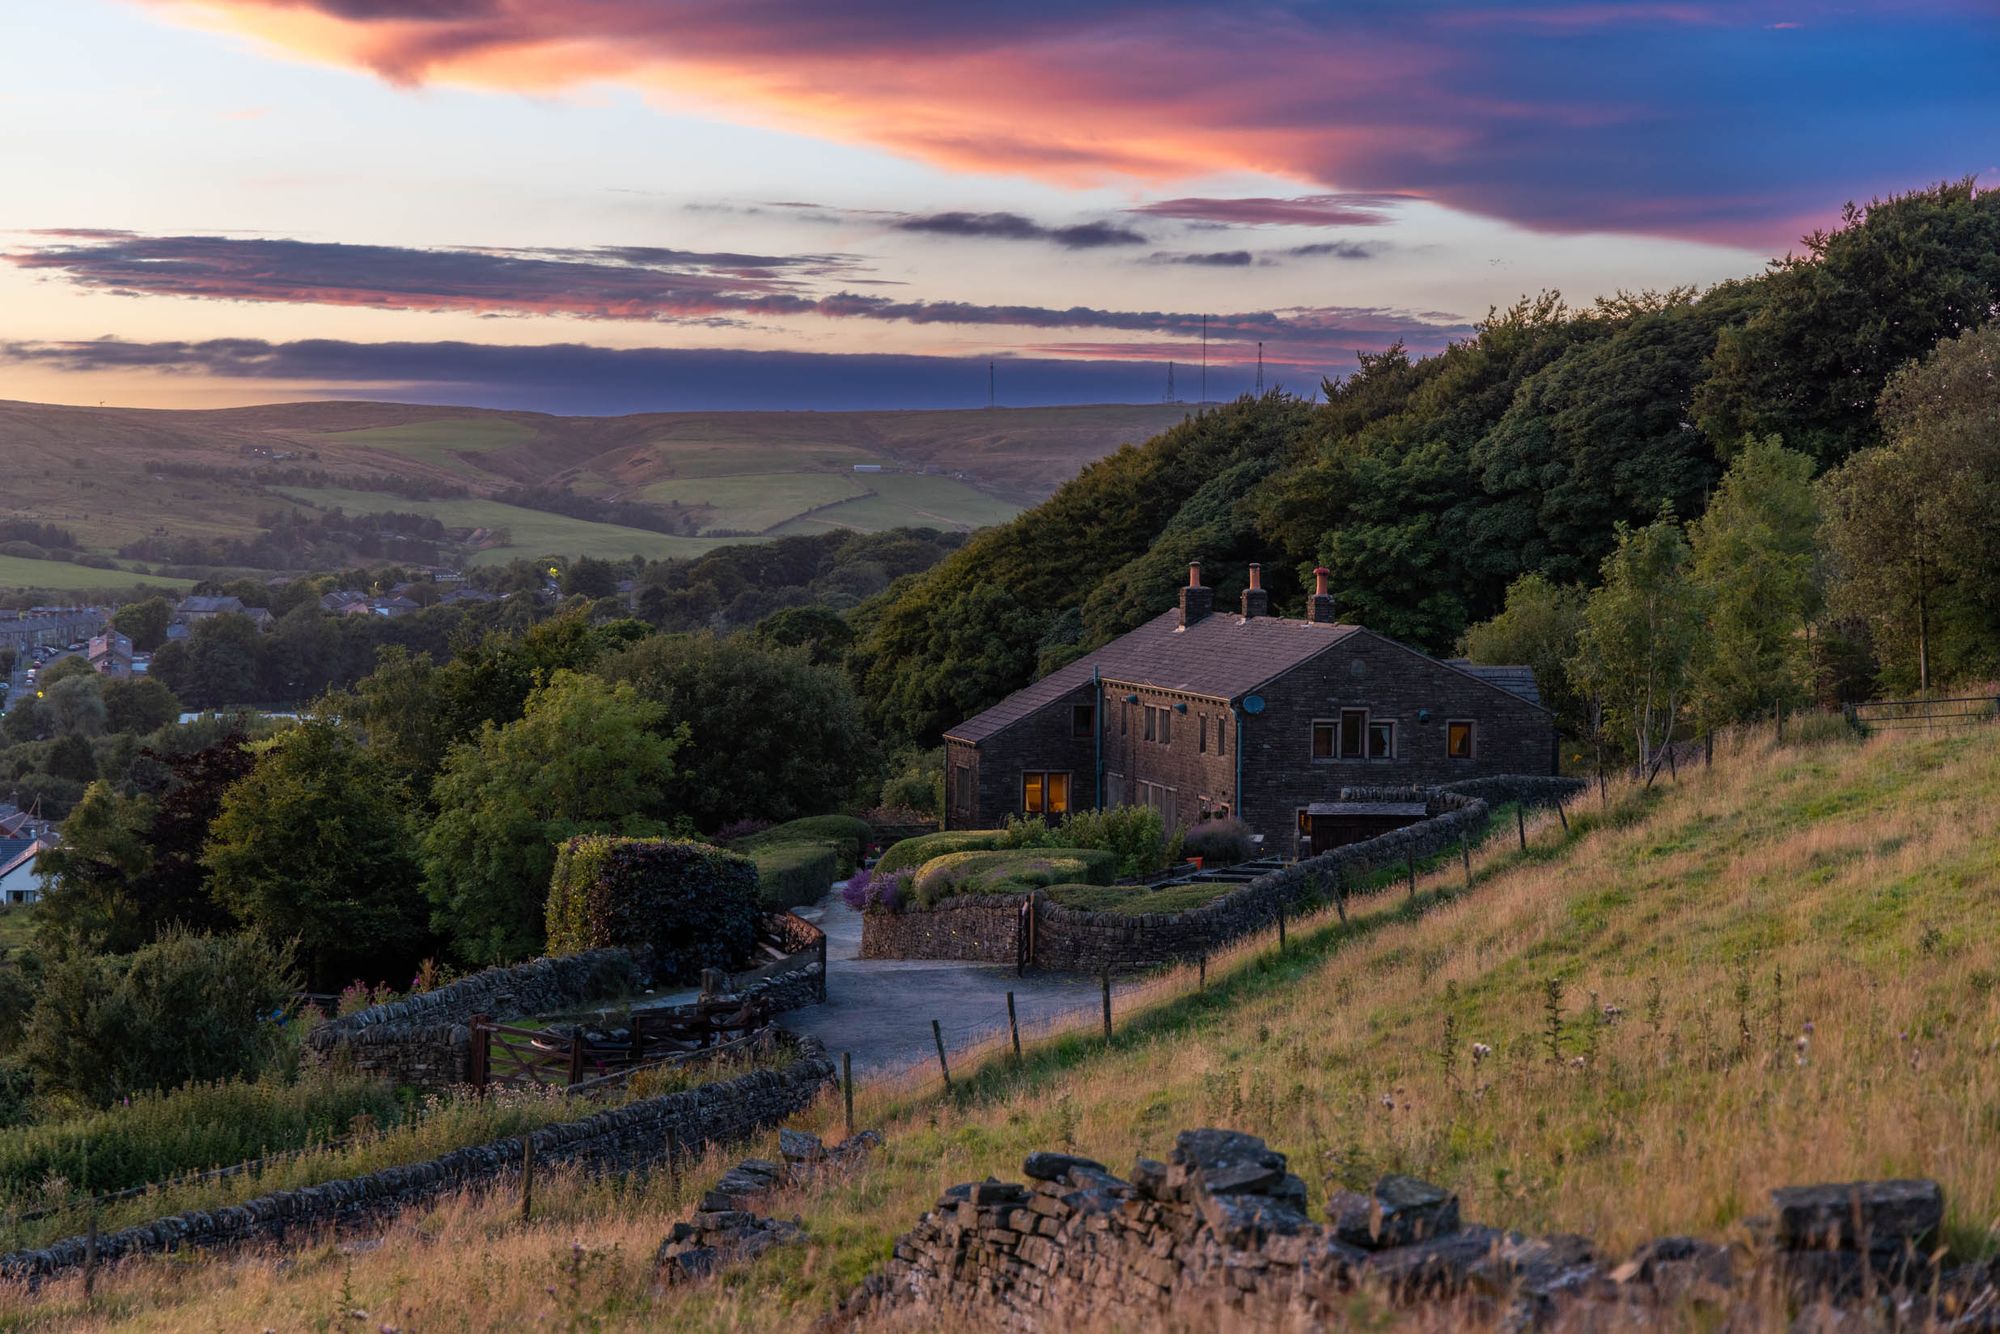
(0, 554, 192, 593)
(640, 472, 869, 533)
(0, 903, 35, 958)
(271, 487, 748, 565)
(767, 471, 1021, 534)
(315, 418, 540, 475)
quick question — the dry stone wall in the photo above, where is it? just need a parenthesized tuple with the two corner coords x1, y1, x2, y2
(832, 1128, 1989, 1330)
(1, 1040, 836, 1285)
(860, 778, 1582, 974)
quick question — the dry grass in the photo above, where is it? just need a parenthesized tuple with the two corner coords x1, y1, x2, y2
(9, 722, 1997, 1330)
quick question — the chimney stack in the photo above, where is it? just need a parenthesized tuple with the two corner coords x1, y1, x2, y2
(1178, 559, 1213, 629)
(1307, 566, 1338, 624)
(1240, 562, 1269, 620)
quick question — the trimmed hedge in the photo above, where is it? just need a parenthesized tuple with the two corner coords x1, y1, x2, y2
(545, 837, 759, 984)
(750, 842, 840, 909)
(737, 815, 873, 875)
(910, 847, 1118, 908)
(875, 829, 1006, 877)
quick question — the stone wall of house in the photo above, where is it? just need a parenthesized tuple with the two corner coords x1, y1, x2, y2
(1, 1041, 836, 1284)
(831, 1129, 1979, 1331)
(306, 949, 645, 1089)
(1099, 680, 1237, 831)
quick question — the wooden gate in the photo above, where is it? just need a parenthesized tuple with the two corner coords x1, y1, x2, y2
(468, 1016, 586, 1092)
(1850, 695, 1998, 733)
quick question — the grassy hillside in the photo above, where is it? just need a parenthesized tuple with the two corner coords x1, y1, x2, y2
(0, 399, 1185, 578)
(0, 554, 190, 593)
(19, 722, 1996, 1329)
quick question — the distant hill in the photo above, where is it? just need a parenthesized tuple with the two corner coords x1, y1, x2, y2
(0, 399, 1192, 576)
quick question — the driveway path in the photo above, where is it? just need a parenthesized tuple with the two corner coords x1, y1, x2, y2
(777, 890, 1144, 1079)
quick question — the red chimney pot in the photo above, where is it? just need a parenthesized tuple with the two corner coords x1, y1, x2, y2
(1188, 560, 1202, 588)
(1248, 562, 1262, 590)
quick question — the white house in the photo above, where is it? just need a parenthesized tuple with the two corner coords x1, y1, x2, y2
(0, 836, 48, 906)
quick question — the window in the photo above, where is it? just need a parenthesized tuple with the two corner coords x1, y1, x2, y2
(1312, 707, 1371, 760)
(1022, 770, 1072, 815)
(952, 765, 975, 813)
(1217, 717, 1226, 756)
(1369, 719, 1396, 760)
(1447, 720, 1475, 760)
(1340, 708, 1366, 759)
(1136, 781, 1178, 827)
(1071, 703, 1096, 738)
(1312, 720, 1335, 759)
(1143, 706, 1156, 742)
(1198, 715, 1208, 754)
(1142, 704, 1174, 746)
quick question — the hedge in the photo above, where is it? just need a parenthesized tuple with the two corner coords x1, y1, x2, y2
(875, 829, 1006, 878)
(750, 842, 840, 909)
(545, 837, 759, 984)
(909, 847, 1118, 908)
(737, 815, 873, 875)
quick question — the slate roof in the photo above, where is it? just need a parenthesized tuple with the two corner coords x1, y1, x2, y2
(945, 610, 1362, 744)
(0, 836, 37, 877)
(177, 595, 246, 615)
(1441, 660, 1543, 707)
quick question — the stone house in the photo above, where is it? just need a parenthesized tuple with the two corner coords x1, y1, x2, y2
(87, 630, 135, 678)
(943, 562, 1555, 855)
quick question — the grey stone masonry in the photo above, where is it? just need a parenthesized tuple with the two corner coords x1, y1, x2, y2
(830, 1130, 1995, 1330)
(2, 1039, 835, 1286)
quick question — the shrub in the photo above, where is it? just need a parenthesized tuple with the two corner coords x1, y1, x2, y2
(545, 836, 759, 984)
(879, 746, 943, 815)
(909, 847, 1117, 908)
(0, 1071, 402, 1205)
(749, 842, 839, 909)
(1000, 806, 1168, 879)
(737, 814, 873, 874)
(875, 829, 1006, 877)
(18, 929, 300, 1108)
(1182, 817, 1253, 867)
(840, 866, 908, 912)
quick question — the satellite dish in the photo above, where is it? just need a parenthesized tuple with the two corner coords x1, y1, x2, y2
(1241, 694, 1265, 714)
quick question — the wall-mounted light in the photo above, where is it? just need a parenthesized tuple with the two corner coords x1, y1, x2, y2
(1123, 693, 1140, 704)
(1173, 702, 1188, 714)
(1417, 708, 1432, 724)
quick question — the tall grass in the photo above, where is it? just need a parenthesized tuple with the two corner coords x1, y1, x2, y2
(9, 723, 1996, 1330)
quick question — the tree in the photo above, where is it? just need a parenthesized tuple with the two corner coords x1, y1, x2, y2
(34, 780, 156, 957)
(111, 597, 174, 652)
(560, 556, 622, 601)
(18, 930, 297, 1108)
(204, 717, 429, 987)
(1570, 514, 1706, 782)
(752, 604, 855, 665)
(1820, 324, 2000, 691)
(40, 656, 97, 688)
(422, 671, 684, 965)
(150, 614, 265, 708)
(46, 732, 98, 783)
(599, 633, 874, 831)
(1688, 438, 1821, 727)
(1460, 574, 1589, 739)
(45, 674, 106, 738)
(102, 676, 181, 735)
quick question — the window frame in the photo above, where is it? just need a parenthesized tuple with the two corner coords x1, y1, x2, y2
(1446, 719, 1476, 761)
(1311, 718, 1336, 760)
(1071, 703, 1096, 739)
(1021, 769, 1073, 815)
(1368, 718, 1396, 760)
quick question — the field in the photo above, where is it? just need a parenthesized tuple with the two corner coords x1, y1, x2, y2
(0, 555, 189, 593)
(271, 487, 745, 565)
(0, 398, 1180, 582)
(15, 721, 1996, 1330)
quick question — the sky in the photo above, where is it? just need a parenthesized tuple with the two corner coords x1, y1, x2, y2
(1, 0, 1994, 414)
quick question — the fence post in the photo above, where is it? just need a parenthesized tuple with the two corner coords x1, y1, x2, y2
(1277, 904, 1287, 952)
(1406, 850, 1416, 899)
(664, 1125, 681, 1201)
(1460, 831, 1471, 890)
(1516, 806, 1526, 850)
(520, 1136, 535, 1223)
(1706, 731, 1715, 767)
(1555, 798, 1569, 833)
(468, 1014, 490, 1094)
(1006, 991, 1021, 1059)
(1198, 954, 1207, 990)
(1101, 975, 1113, 1041)
(1331, 868, 1347, 923)
(567, 1029, 587, 1087)
(931, 1019, 952, 1092)
(842, 1052, 854, 1139)
(83, 1213, 97, 1304)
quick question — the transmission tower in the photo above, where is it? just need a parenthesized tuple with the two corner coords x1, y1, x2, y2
(1256, 341, 1264, 396)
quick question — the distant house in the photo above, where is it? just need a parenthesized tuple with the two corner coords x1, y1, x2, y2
(320, 591, 372, 616)
(943, 562, 1556, 856)
(438, 587, 498, 607)
(87, 630, 135, 678)
(176, 595, 246, 621)
(369, 594, 421, 618)
(0, 836, 48, 906)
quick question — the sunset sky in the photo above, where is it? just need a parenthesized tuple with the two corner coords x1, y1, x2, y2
(3, 1, 1994, 413)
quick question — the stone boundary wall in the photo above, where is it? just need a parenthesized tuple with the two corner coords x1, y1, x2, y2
(306, 949, 644, 1089)
(858, 895, 1020, 964)
(858, 777, 1584, 973)
(0, 1041, 836, 1285)
(832, 1129, 1975, 1331)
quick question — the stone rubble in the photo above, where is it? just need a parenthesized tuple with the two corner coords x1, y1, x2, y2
(655, 1127, 881, 1287)
(827, 1127, 2000, 1330)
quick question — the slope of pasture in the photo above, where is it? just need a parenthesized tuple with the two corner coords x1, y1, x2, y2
(639, 472, 868, 534)
(0, 555, 192, 593)
(270, 487, 743, 564)
(312, 417, 542, 478)
(767, 473, 1022, 534)
(24, 722, 1999, 1331)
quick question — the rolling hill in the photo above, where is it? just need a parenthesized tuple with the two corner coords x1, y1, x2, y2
(0, 398, 1192, 579)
